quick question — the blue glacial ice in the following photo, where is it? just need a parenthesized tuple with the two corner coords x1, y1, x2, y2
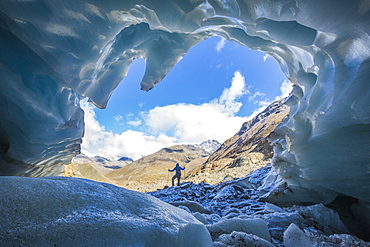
(0, 0, 369, 210)
(0, 176, 212, 246)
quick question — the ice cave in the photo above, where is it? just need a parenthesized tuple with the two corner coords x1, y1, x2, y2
(0, 0, 369, 246)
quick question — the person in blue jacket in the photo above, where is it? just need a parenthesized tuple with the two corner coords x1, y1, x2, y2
(168, 163, 185, 186)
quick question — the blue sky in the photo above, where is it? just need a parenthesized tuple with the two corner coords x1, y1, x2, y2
(81, 37, 291, 159)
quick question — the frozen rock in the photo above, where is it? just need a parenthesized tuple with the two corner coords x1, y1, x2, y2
(264, 202, 284, 213)
(224, 212, 241, 219)
(203, 214, 222, 225)
(323, 234, 370, 247)
(284, 223, 313, 247)
(150, 171, 370, 245)
(207, 218, 271, 242)
(0, 176, 212, 246)
(260, 211, 305, 242)
(171, 200, 210, 214)
(296, 203, 349, 234)
(284, 223, 370, 247)
(214, 231, 274, 247)
(192, 212, 209, 225)
(0, 0, 369, 208)
(221, 207, 241, 217)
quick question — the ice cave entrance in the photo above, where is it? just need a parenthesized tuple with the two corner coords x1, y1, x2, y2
(82, 36, 291, 160)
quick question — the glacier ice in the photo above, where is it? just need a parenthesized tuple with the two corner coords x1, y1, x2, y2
(207, 217, 272, 242)
(0, 0, 369, 206)
(295, 203, 348, 234)
(283, 223, 314, 247)
(0, 176, 212, 246)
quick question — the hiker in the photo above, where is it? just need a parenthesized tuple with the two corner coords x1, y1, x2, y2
(168, 163, 185, 186)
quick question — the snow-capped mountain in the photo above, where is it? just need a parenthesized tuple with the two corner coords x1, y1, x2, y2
(72, 154, 133, 166)
(196, 140, 221, 154)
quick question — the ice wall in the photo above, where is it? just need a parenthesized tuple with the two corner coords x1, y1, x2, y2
(0, 0, 369, 204)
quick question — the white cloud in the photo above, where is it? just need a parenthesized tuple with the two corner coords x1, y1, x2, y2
(275, 79, 293, 100)
(245, 79, 292, 120)
(114, 115, 124, 126)
(114, 115, 123, 122)
(248, 91, 265, 102)
(127, 119, 142, 126)
(144, 71, 250, 143)
(217, 71, 249, 114)
(215, 37, 226, 52)
(80, 99, 176, 160)
(144, 102, 248, 144)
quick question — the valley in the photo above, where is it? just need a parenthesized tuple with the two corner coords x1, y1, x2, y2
(65, 99, 289, 192)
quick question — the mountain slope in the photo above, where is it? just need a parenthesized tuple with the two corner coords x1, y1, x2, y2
(200, 99, 289, 174)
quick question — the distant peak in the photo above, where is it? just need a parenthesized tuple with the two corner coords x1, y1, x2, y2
(197, 140, 221, 154)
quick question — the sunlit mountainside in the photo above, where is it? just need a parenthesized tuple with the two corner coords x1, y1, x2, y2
(201, 99, 289, 173)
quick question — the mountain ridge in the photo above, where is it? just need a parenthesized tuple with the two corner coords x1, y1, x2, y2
(200, 99, 289, 174)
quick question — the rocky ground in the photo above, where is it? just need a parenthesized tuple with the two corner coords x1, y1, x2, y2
(119, 159, 270, 192)
(148, 165, 370, 247)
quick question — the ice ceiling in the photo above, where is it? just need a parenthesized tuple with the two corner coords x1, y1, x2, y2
(0, 0, 369, 205)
